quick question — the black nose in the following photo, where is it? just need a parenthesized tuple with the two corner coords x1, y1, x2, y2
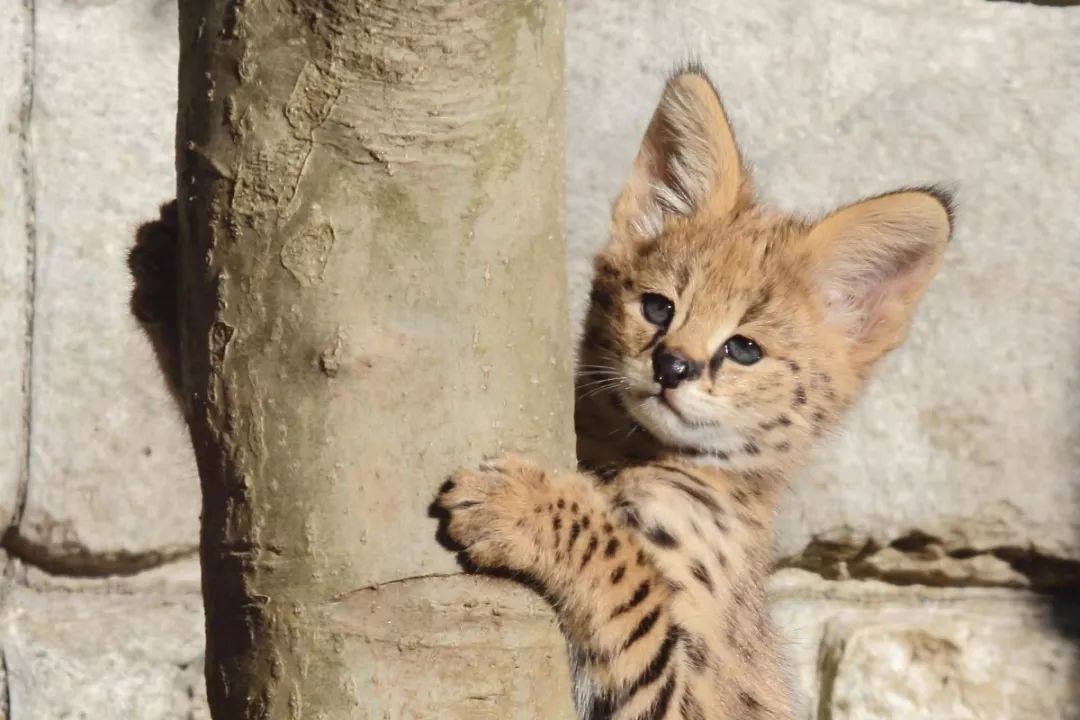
(652, 346, 699, 389)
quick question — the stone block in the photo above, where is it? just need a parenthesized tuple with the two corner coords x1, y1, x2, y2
(0, 2, 31, 532)
(769, 570, 1080, 719)
(2, 586, 207, 720)
(20, 0, 199, 565)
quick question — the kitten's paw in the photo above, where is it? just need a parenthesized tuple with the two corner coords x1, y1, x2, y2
(435, 455, 547, 570)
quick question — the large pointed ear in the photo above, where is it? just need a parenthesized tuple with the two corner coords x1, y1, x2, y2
(611, 68, 750, 243)
(807, 188, 954, 366)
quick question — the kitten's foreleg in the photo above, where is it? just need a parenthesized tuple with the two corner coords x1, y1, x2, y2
(436, 456, 680, 717)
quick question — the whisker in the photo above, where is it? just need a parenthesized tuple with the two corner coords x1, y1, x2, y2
(578, 378, 629, 398)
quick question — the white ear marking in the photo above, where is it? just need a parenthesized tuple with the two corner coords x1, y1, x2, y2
(808, 188, 953, 361)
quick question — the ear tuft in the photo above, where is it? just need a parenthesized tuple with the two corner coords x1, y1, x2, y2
(891, 184, 958, 234)
(611, 67, 748, 244)
(807, 188, 952, 365)
(667, 59, 719, 95)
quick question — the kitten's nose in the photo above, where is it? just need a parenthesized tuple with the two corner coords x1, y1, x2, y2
(652, 346, 699, 389)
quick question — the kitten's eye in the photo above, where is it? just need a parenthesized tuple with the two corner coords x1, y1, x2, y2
(725, 335, 763, 365)
(641, 293, 675, 327)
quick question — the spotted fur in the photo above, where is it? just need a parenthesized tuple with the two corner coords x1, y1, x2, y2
(443, 64, 953, 718)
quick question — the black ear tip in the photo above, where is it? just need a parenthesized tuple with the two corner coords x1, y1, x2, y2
(671, 56, 707, 79)
(665, 57, 717, 84)
(667, 59, 720, 97)
(920, 184, 958, 232)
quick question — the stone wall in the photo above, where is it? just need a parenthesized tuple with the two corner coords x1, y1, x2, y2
(0, 0, 1076, 717)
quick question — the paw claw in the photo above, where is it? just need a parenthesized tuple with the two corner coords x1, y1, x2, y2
(434, 455, 549, 570)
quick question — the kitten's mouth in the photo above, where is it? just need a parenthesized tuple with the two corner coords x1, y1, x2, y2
(620, 386, 691, 426)
(655, 390, 693, 424)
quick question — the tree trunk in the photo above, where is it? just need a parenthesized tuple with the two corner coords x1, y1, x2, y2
(175, 2, 575, 717)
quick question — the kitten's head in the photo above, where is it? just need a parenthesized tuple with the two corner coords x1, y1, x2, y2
(579, 68, 952, 471)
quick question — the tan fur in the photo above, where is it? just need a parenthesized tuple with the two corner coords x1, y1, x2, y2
(442, 65, 953, 719)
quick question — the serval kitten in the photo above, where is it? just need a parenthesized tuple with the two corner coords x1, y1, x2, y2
(436, 66, 952, 719)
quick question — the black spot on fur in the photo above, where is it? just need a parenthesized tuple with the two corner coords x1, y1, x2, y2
(611, 564, 626, 584)
(643, 670, 677, 720)
(624, 606, 662, 649)
(653, 463, 707, 487)
(645, 525, 679, 548)
(758, 415, 786, 431)
(605, 537, 621, 557)
(681, 690, 706, 720)
(739, 691, 763, 712)
(627, 624, 682, 702)
(567, 521, 582, 552)
(685, 634, 709, 672)
(690, 559, 713, 592)
(669, 480, 723, 515)
(612, 579, 651, 617)
(581, 534, 599, 568)
(793, 386, 807, 406)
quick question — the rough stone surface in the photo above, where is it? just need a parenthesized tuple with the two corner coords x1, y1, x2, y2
(769, 570, 1080, 720)
(566, 0, 1080, 570)
(1, 586, 207, 720)
(20, 0, 198, 564)
(0, 2, 30, 532)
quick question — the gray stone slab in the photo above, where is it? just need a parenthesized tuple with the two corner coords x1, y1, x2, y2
(0, 1, 31, 532)
(18, 555, 200, 595)
(21, 0, 199, 562)
(770, 570, 1080, 720)
(2, 586, 207, 720)
(566, 0, 1080, 568)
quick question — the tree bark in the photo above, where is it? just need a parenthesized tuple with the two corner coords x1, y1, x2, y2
(175, 2, 574, 717)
